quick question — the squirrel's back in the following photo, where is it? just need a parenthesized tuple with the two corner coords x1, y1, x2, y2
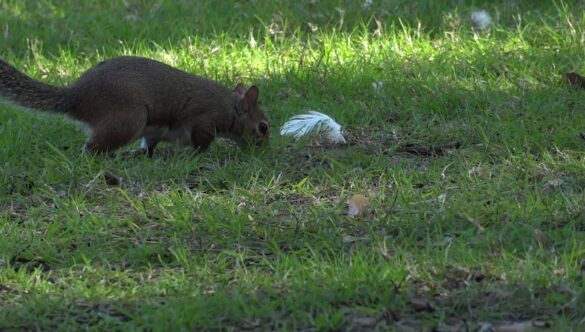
(75, 56, 228, 92)
(70, 56, 235, 119)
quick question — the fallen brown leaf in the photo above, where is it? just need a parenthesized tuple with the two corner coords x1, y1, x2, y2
(409, 297, 433, 312)
(342, 235, 369, 243)
(468, 165, 492, 178)
(461, 213, 485, 233)
(531, 321, 550, 328)
(545, 178, 564, 189)
(240, 318, 262, 330)
(104, 170, 122, 186)
(532, 229, 549, 248)
(352, 316, 378, 327)
(493, 320, 549, 332)
(348, 194, 369, 218)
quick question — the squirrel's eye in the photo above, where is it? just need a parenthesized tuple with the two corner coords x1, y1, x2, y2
(258, 122, 268, 136)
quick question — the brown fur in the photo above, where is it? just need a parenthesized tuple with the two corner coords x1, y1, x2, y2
(0, 56, 269, 155)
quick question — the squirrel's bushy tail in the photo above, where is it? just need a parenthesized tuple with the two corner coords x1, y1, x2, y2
(0, 58, 68, 112)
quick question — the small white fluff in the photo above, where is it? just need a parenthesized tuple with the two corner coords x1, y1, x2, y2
(372, 81, 383, 94)
(280, 110, 346, 144)
(471, 10, 492, 30)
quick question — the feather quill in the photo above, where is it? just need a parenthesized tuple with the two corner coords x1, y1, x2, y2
(280, 110, 346, 144)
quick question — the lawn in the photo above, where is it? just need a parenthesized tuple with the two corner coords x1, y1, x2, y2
(1, 0, 585, 330)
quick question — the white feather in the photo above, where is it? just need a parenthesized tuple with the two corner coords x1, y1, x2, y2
(280, 110, 346, 144)
(362, 0, 373, 10)
(471, 10, 492, 30)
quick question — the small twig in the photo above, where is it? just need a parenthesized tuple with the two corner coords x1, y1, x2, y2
(460, 213, 485, 233)
(440, 162, 454, 181)
(388, 186, 399, 211)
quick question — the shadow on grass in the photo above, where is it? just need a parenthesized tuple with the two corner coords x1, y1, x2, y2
(0, 273, 578, 330)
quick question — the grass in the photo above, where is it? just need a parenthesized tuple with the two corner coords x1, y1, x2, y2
(1, 0, 585, 330)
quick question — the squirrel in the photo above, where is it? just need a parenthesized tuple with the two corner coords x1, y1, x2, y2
(0, 56, 269, 156)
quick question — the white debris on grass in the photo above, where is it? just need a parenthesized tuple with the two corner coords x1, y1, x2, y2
(280, 110, 346, 144)
(471, 10, 492, 30)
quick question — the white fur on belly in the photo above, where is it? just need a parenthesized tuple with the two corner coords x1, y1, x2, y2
(141, 126, 192, 147)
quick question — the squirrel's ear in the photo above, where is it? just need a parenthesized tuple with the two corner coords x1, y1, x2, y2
(234, 83, 246, 95)
(245, 86, 259, 106)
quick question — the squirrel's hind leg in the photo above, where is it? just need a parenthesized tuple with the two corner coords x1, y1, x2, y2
(83, 107, 147, 155)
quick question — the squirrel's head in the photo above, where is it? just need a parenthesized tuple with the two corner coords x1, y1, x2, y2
(231, 84, 269, 148)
